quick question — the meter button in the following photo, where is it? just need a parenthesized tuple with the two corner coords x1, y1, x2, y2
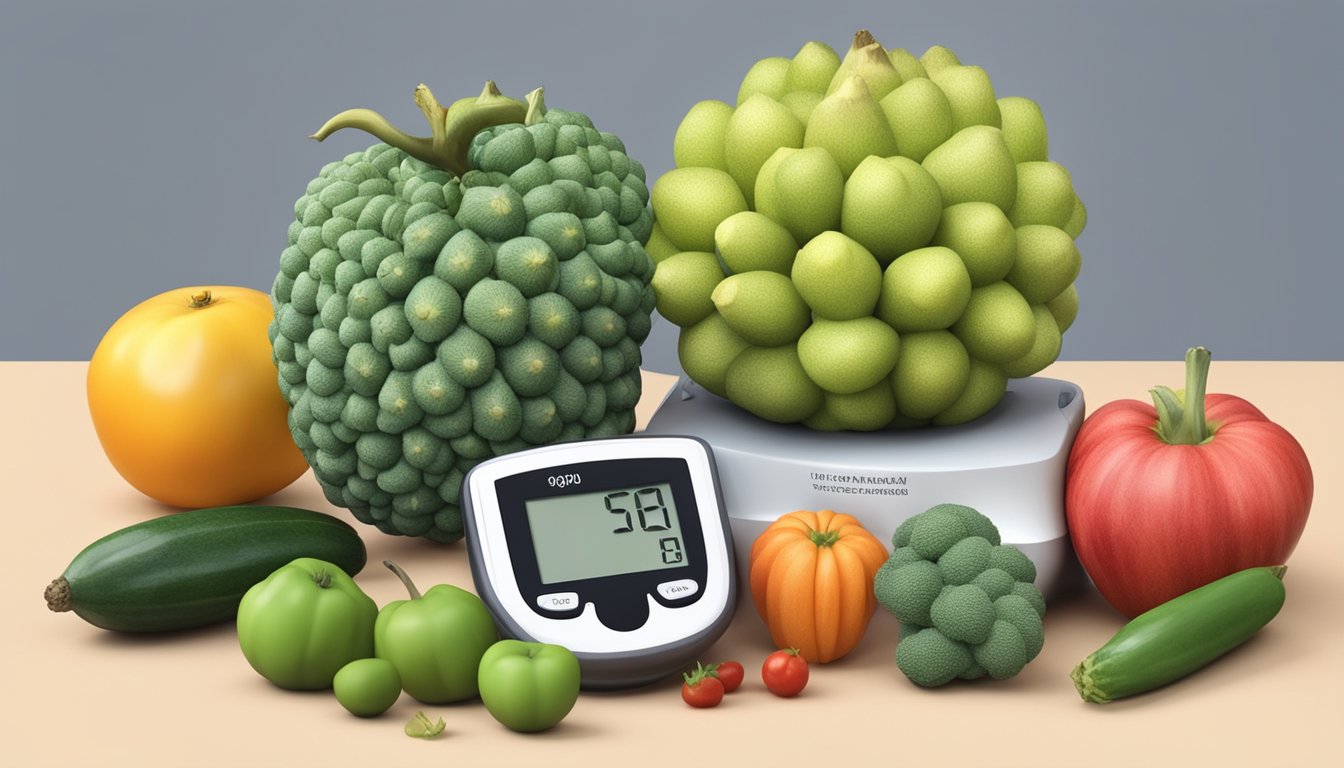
(536, 592, 581, 613)
(656, 579, 700, 601)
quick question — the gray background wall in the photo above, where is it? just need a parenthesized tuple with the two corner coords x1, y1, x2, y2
(2, 0, 1340, 364)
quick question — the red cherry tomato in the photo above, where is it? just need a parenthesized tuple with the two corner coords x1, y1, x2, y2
(761, 648, 809, 697)
(681, 664, 725, 708)
(713, 661, 744, 693)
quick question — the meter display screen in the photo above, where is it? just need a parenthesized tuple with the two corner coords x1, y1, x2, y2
(525, 483, 688, 585)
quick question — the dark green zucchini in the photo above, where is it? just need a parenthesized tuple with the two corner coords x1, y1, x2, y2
(45, 505, 367, 633)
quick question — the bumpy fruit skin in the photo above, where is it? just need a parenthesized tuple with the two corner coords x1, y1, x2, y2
(271, 103, 656, 542)
(654, 31, 1086, 429)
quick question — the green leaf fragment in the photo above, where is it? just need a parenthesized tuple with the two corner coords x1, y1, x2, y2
(405, 711, 446, 739)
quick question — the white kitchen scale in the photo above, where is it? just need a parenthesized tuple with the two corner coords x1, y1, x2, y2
(462, 436, 737, 690)
(642, 376, 1087, 599)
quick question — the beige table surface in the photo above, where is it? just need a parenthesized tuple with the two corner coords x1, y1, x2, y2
(3, 360, 1341, 767)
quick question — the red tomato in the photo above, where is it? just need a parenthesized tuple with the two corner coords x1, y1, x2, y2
(712, 661, 744, 693)
(761, 649, 809, 697)
(1066, 347, 1313, 617)
(681, 665, 724, 709)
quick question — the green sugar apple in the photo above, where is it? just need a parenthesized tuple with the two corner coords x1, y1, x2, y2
(270, 82, 656, 542)
(652, 31, 1085, 430)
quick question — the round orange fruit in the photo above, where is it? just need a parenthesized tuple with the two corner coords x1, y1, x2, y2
(87, 286, 308, 507)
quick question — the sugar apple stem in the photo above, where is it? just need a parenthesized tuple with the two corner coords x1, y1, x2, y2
(309, 80, 531, 177)
(524, 88, 547, 127)
(309, 107, 437, 164)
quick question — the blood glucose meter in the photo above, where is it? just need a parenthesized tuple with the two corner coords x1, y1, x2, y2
(462, 435, 736, 689)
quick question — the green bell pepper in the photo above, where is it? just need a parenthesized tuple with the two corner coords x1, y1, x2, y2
(375, 560, 498, 704)
(236, 557, 378, 690)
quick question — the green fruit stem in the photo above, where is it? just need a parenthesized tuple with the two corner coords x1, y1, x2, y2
(310, 81, 538, 177)
(808, 529, 841, 547)
(384, 559, 422, 600)
(684, 661, 713, 684)
(1150, 346, 1215, 445)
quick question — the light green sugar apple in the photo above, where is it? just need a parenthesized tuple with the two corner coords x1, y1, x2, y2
(652, 30, 1085, 430)
(270, 82, 656, 542)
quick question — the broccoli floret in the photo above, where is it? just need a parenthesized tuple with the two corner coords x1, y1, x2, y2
(892, 503, 1001, 554)
(895, 628, 974, 688)
(970, 567, 1016, 600)
(937, 535, 993, 585)
(994, 593, 1046, 658)
(987, 544, 1037, 583)
(1012, 580, 1048, 618)
(930, 584, 994, 644)
(873, 504, 1046, 687)
(874, 558, 942, 626)
(974, 620, 1031, 679)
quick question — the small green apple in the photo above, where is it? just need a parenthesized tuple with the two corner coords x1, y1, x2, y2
(477, 640, 582, 733)
(333, 658, 402, 717)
